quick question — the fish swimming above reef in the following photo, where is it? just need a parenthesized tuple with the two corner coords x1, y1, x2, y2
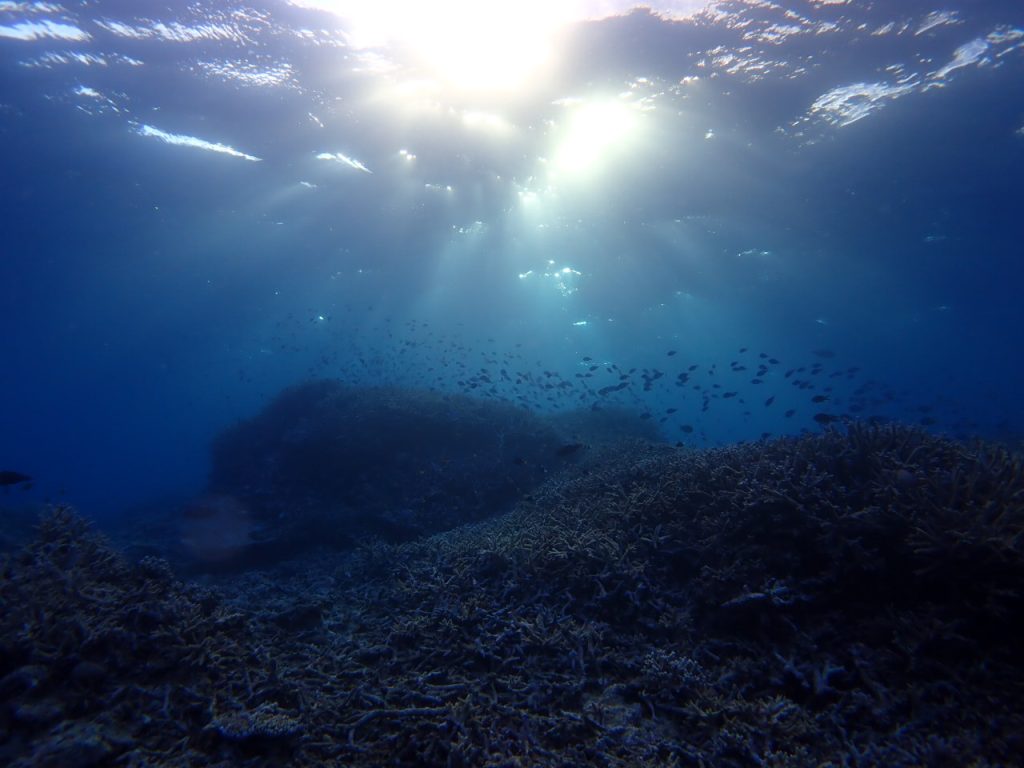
(0, 470, 32, 488)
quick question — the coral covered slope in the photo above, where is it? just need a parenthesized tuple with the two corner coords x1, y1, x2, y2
(2, 423, 1023, 766)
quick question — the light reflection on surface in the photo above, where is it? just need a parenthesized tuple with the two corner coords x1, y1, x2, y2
(550, 99, 645, 178)
(291, 0, 572, 95)
(136, 124, 262, 162)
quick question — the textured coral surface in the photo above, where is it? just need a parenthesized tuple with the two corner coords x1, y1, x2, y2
(2, 423, 1022, 766)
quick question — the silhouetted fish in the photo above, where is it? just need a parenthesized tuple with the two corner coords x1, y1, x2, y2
(0, 470, 31, 487)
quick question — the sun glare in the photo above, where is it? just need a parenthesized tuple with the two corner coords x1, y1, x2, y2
(551, 99, 643, 177)
(303, 0, 572, 95)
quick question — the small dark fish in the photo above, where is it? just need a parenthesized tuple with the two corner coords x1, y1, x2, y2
(0, 470, 31, 487)
(811, 395, 829, 403)
(667, 350, 677, 356)
(556, 443, 585, 457)
(813, 412, 837, 425)
(582, 356, 593, 362)
(764, 396, 775, 406)
(723, 391, 737, 399)
(680, 424, 694, 433)
(666, 407, 677, 414)
(784, 409, 796, 418)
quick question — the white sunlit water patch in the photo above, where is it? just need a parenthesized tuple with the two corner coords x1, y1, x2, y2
(804, 80, 917, 128)
(316, 152, 373, 173)
(930, 38, 991, 82)
(704, 45, 792, 82)
(0, 18, 89, 41)
(745, 23, 806, 45)
(20, 50, 143, 68)
(69, 84, 127, 116)
(794, 20, 1024, 137)
(94, 19, 250, 45)
(194, 59, 300, 90)
(0, 2, 65, 11)
(136, 124, 262, 162)
(990, 26, 1024, 55)
(916, 11, 961, 37)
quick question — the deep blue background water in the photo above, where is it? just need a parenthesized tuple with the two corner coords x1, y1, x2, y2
(1, 0, 1022, 519)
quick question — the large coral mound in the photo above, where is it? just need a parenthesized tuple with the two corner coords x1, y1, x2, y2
(204, 382, 581, 563)
(3, 423, 1023, 766)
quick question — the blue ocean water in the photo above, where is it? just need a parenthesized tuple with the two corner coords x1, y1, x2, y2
(1, 0, 1022, 519)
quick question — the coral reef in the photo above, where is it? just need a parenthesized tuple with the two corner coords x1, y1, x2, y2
(0, 507, 302, 767)
(2, 422, 1023, 766)
(203, 382, 584, 566)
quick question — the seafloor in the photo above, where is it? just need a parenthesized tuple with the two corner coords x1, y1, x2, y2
(1, 387, 1023, 766)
